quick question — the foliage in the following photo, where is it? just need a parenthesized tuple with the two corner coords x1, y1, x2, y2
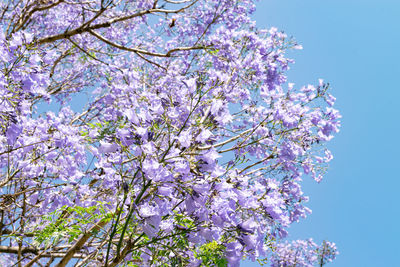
(196, 241, 228, 267)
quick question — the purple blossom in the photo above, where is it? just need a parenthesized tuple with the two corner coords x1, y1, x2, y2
(99, 141, 119, 153)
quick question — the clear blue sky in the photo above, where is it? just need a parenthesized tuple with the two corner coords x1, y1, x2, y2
(245, 0, 400, 266)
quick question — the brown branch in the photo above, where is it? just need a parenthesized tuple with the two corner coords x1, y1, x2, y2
(109, 241, 133, 267)
(239, 154, 275, 174)
(0, 245, 38, 254)
(36, 9, 149, 45)
(14, 0, 64, 33)
(24, 249, 46, 267)
(0, 246, 92, 262)
(197, 128, 254, 151)
(88, 29, 207, 57)
(134, 51, 167, 70)
(0, 169, 20, 187)
(67, 37, 109, 66)
(36, 1, 199, 45)
(55, 218, 109, 267)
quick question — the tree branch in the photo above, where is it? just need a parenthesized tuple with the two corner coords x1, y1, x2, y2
(88, 29, 207, 57)
(35, 1, 199, 45)
(55, 218, 109, 267)
(0, 245, 37, 254)
(239, 154, 275, 174)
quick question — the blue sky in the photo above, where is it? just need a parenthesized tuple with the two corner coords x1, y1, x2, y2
(245, 0, 400, 266)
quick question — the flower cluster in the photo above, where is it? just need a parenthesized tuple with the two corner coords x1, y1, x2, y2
(269, 239, 339, 267)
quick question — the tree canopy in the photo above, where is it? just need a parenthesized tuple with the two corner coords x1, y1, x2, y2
(0, 0, 340, 266)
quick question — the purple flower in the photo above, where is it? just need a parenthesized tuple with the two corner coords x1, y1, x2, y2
(196, 129, 213, 143)
(202, 148, 221, 164)
(99, 141, 119, 153)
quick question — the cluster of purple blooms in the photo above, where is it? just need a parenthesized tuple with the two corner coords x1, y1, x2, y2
(269, 240, 338, 267)
(0, 0, 340, 266)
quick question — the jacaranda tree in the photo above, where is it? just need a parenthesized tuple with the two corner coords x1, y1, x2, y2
(0, 0, 341, 266)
